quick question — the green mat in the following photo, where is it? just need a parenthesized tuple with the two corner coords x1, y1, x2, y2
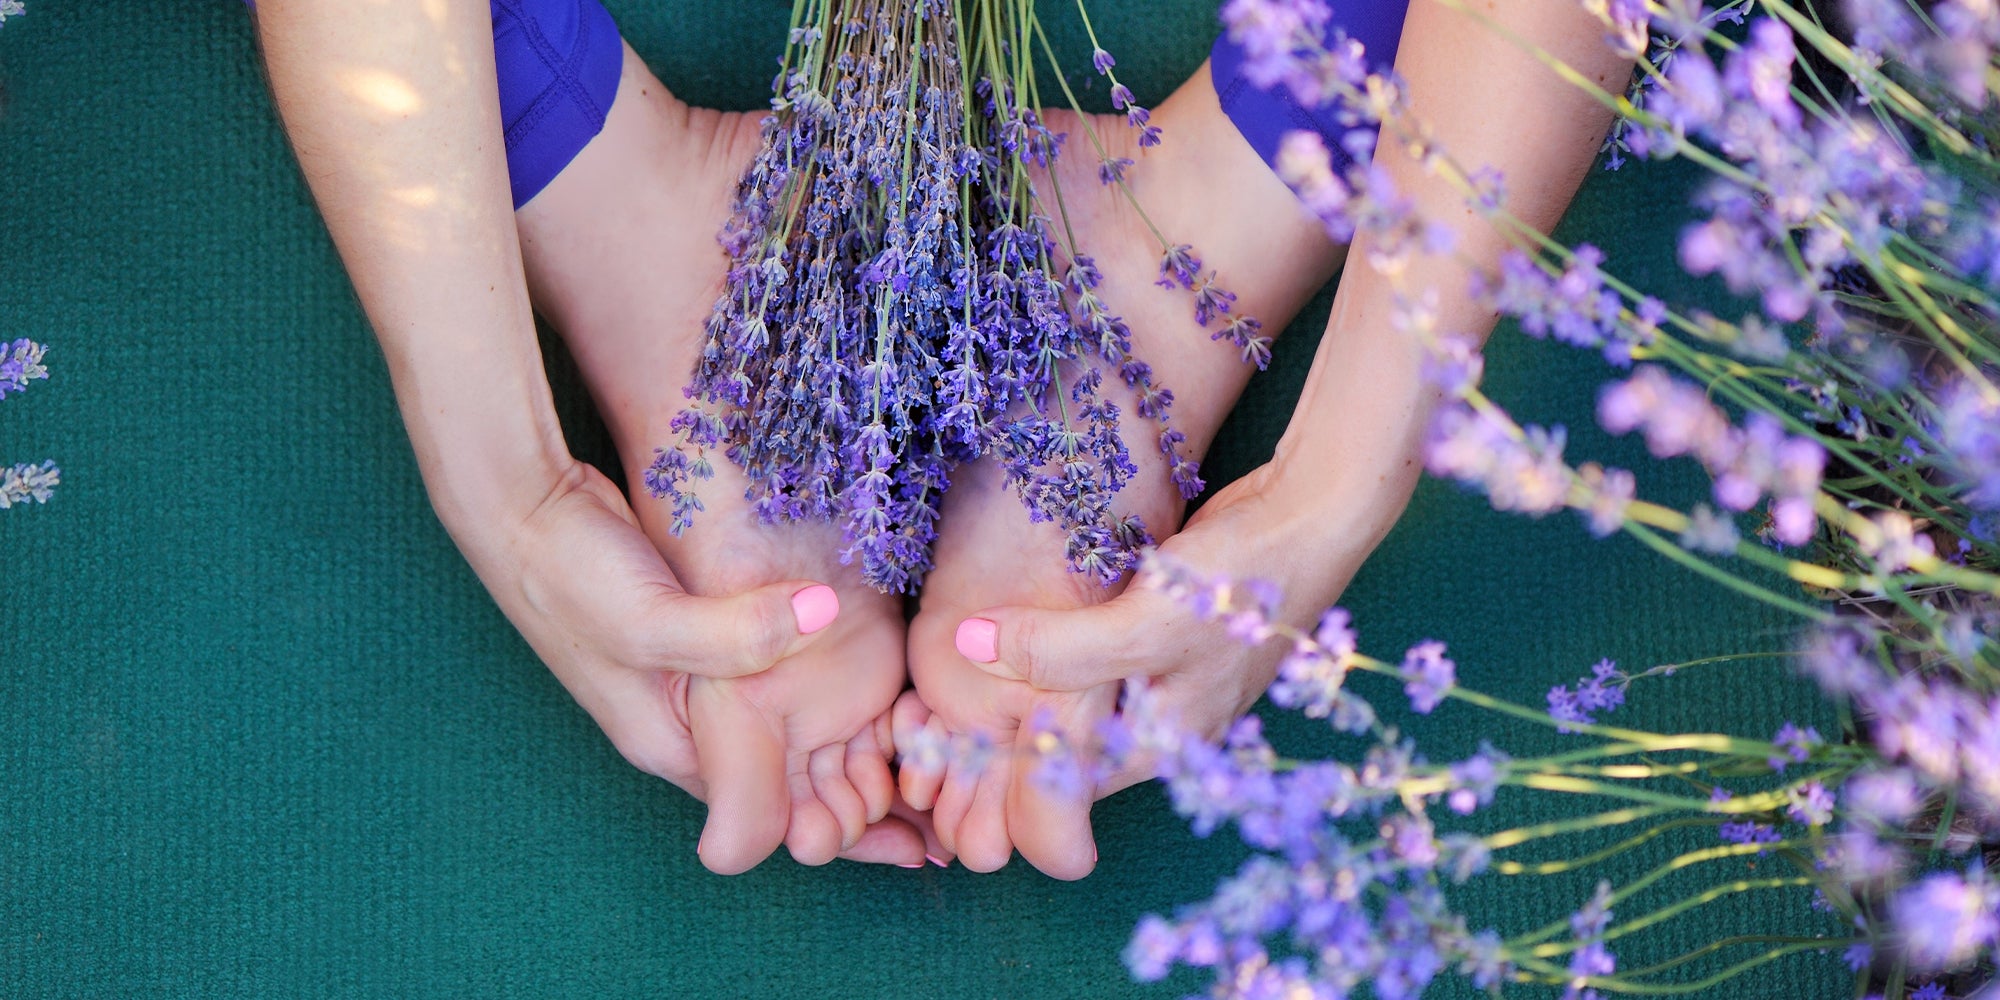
(1, 3, 1846, 997)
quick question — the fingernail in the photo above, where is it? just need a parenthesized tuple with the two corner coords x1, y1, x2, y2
(790, 585, 839, 635)
(927, 853, 951, 868)
(955, 618, 998, 663)
(896, 861, 924, 869)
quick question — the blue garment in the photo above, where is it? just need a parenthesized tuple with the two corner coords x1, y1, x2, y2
(489, 0, 623, 208)
(1211, 1, 1411, 173)
(248, 0, 623, 208)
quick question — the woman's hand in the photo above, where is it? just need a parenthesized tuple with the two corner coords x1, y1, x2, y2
(945, 461, 1369, 796)
(900, 73, 1343, 879)
(486, 457, 931, 867)
(258, 4, 927, 872)
(514, 46, 921, 874)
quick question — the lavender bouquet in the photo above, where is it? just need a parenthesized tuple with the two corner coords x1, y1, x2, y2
(1078, 1, 2000, 998)
(644, 0, 1262, 593)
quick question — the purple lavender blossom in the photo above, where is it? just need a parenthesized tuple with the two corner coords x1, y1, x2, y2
(0, 460, 59, 509)
(1844, 941, 1873, 972)
(1220, 0, 1334, 105)
(0, 339, 48, 400)
(1481, 247, 1647, 366)
(1798, 622, 1883, 697)
(1718, 819, 1783, 848)
(1548, 658, 1626, 733)
(1564, 882, 1618, 1000)
(1420, 333, 1485, 400)
(1598, 365, 1824, 543)
(1889, 869, 2000, 971)
(1844, 768, 1923, 827)
(1768, 721, 1821, 772)
(1576, 463, 1635, 537)
(1938, 380, 2000, 512)
(1400, 640, 1454, 714)
(1446, 743, 1507, 815)
(1860, 510, 1936, 573)
(1786, 780, 1834, 827)
(1425, 404, 1571, 517)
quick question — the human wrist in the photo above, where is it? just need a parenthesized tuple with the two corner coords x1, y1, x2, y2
(388, 354, 574, 548)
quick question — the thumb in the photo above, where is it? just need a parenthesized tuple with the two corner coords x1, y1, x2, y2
(952, 590, 1173, 692)
(631, 579, 841, 679)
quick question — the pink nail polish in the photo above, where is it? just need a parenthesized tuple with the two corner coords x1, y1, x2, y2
(926, 853, 950, 868)
(896, 861, 924, 869)
(790, 585, 839, 635)
(955, 618, 998, 663)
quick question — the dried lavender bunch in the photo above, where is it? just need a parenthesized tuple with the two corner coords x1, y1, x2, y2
(647, 0, 1257, 593)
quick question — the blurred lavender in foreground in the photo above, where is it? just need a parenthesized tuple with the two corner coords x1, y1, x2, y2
(1085, 0, 2000, 996)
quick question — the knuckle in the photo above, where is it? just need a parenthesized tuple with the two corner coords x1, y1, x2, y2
(1009, 614, 1050, 688)
(738, 593, 790, 671)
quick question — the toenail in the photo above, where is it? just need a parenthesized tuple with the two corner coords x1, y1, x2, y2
(955, 618, 999, 663)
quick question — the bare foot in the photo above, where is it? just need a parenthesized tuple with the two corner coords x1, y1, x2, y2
(516, 46, 912, 873)
(901, 63, 1344, 878)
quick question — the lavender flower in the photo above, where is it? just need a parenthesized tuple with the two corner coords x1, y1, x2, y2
(1575, 463, 1635, 537)
(1424, 404, 1570, 517)
(1786, 780, 1834, 827)
(0, 460, 59, 509)
(1844, 768, 1923, 827)
(0, 2, 22, 25)
(1938, 381, 2000, 512)
(1890, 869, 2000, 971)
(1481, 246, 1646, 365)
(1564, 881, 1618, 1000)
(1548, 658, 1626, 733)
(1768, 721, 1822, 772)
(1400, 639, 1454, 714)
(1598, 365, 1824, 543)
(0, 339, 49, 399)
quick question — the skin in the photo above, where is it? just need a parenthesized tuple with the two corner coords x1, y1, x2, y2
(255, 1, 938, 873)
(911, 0, 1638, 878)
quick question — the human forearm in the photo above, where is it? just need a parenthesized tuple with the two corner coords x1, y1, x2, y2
(257, 2, 569, 545)
(1267, 0, 1632, 573)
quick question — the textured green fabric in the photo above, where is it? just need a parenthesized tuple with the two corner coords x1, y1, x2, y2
(1, 3, 1846, 997)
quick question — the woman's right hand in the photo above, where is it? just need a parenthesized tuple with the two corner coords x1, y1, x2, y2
(465, 455, 930, 870)
(258, 3, 931, 873)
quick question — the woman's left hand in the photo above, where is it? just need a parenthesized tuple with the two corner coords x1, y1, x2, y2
(948, 461, 1365, 799)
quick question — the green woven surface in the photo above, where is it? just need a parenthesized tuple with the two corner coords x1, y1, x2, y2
(1, 3, 1846, 997)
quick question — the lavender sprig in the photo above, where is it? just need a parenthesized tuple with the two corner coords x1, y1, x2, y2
(2, 339, 57, 510)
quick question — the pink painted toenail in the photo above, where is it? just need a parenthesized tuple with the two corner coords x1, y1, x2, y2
(955, 618, 998, 663)
(927, 853, 951, 868)
(790, 585, 840, 635)
(896, 861, 925, 869)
